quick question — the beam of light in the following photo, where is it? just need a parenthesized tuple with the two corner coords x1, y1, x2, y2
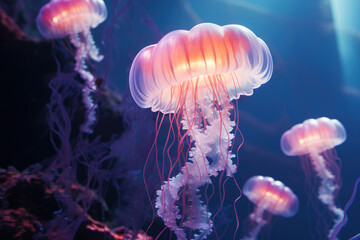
(330, 0, 360, 89)
(215, 0, 272, 15)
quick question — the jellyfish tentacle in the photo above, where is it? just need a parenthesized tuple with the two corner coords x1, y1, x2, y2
(156, 97, 236, 239)
(69, 33, 87, 79)
(242, 206, 266, 240)
(156, 179, 187, 240)
(69, 32, 99, 133)
(86, 31, 104, 62)
(156, 171, 212, 240)
(309, 151, 344, 238)
(80, 84, 97, 133)
(69, 31, 102, 84)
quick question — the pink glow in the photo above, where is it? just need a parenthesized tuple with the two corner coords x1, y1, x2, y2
(129, 23, 272, 113)
(36, 0, 107, 38)
(243, 176, 299, 217)
(281, 117, 346, 156)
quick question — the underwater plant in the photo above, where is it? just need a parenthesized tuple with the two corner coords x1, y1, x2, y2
(129, 23, 273, 239)
(242, 176, 299, 240)
(36, 0, 107, 133)
(281, 117, 346, 238)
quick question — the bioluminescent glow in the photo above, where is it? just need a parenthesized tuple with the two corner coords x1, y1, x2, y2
(242, 176, 299, 240)
(129, 22, 273, 239)
(281, 117, 346, 238)
(36, 0, 107, 133)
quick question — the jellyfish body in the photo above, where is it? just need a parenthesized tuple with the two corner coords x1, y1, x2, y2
(130, 23, 272, 114)
(242, 176, 299, 240)
(281, 117, 346, 238)
(129, 23, 272, 239)
(36, 0, 107, 133)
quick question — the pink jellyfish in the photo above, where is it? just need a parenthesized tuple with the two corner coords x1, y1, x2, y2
(36, 0, 107, 133)
(281, 117, 346, 238)
(129, 23, 273, 239)
(242, 176, 299, 240)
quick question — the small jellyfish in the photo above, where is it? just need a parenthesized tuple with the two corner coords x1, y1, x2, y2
(242, 176, 299, 240)
(281, 117, 346, 238)
(36, 0, 107, 133)
(129, 23, 273, 239)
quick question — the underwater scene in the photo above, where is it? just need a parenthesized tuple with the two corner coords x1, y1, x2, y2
(1, 0, 360, 239)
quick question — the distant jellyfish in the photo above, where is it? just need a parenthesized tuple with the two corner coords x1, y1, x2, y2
(242, 176, 299, 240)
(129, 23, 273, 239)
(281, 117, 346, 238)
(36, 0, 107, 133)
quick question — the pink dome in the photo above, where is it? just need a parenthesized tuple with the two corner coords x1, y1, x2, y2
(36, 0, 107, 38)
(281, 117, 346, 156)
(129, 23, 273, 113)
(243, 176, 299, 217)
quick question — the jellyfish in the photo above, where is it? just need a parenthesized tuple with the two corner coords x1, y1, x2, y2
(129, 23, 273, 239)
(242, 176, 299, 240)
(280, 117, 346, 238)
(36, 0, 107, 133)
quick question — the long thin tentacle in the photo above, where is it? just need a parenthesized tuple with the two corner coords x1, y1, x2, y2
(309, 152, 344, 239)
(330, 176, 360, 240)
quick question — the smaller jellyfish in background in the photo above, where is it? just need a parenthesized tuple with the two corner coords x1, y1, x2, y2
(242, 176, 299, 240)
(36, 0, 107, 133)
(281, 117, 346, 238)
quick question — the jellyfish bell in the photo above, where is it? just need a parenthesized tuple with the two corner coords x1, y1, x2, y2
(36, 0, 107, 39)
(242, 176, 298, 240)
(280, 117, 346, 238)
(281, 117, 346, 156)
(129, 23, 273, 239)
(243, 176, 299, 218)
(129, 23, 272, 114)
(36, 0, 108, 133)
(36, 0, 107, 61)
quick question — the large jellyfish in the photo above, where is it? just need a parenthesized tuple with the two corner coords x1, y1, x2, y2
(129, 23, 273, 239)
(281, 117, 346, 238)
(36, 0, 107, 133)
(242, 176, 299, 240)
